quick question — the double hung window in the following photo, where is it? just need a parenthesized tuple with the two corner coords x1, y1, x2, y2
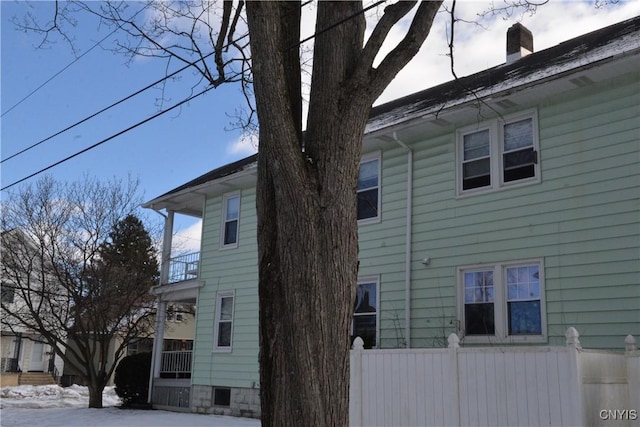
(221, 194, 240, 248)
(458, 111, 539, 195)
(1, 283, 15, 304)
(357, 155, 380, 222)
(459, 260, 545, 343)
(214, 291, 235, 351)
(352, 278, 378, 349)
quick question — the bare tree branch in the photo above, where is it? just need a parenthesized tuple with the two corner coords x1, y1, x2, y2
(1, 175, 159, 408)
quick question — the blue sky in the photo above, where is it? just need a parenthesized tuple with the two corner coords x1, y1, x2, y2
(2, 1, 637, 249)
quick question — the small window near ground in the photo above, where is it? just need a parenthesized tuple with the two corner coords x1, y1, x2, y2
(213, 388, 231, 407)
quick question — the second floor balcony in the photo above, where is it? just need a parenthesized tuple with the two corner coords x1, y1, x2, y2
(167, 252, 199, 284)
(153, 252, 202, 303)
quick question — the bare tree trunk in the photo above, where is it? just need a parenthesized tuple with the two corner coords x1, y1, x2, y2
(246, 2, 441, 425)
(87, 380, 105, 408)
(247, 3, 367, 426)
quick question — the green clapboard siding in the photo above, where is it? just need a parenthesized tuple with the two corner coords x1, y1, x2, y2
(189, 70, 639, 388)
(408, 72, 639, 349)
(192, 186, 260, 388)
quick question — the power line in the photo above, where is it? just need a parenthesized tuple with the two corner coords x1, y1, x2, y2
(1, 85, 214, 192)
(0, 1, 342, 166)
(0, 49, 220, 164)
(2, 1, 384, 190)
(294, 0, 386, 49)
(1, 3, 151, 118)
(1, 33, 252, 164)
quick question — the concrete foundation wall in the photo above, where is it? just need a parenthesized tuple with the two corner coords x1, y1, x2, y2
(191, 385, 260, 419)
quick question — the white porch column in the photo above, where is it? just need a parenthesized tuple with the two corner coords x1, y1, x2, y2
(159, 210, 174, 286)
(148, 210, 174, 403)
(152, 301, 167, 378)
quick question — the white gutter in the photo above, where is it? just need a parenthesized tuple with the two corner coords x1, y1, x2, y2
(391, 132, 413, 348)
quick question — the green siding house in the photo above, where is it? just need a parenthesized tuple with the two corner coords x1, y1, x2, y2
(142, 17, 640, 416)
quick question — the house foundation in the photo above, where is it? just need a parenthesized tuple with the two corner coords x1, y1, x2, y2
(191, 385, 260, 418)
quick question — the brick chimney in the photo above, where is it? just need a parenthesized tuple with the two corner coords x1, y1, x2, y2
(506, 23, 533, 64)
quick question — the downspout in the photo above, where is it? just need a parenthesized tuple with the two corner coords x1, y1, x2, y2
(147, 208, 173, 404)
(391, 132, 413, 348)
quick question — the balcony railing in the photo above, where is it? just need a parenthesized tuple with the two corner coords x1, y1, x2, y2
(160, 350, 192, 379)
(167, 252, 199, 284)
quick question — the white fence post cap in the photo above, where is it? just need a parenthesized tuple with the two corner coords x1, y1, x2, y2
(448, 333, 460, 348)
(352, 337, 364, 350)
(565, 327, 581, 349)
(624, 334, 637, 352)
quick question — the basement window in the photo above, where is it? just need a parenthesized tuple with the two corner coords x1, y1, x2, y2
(213, 387, 231, 407)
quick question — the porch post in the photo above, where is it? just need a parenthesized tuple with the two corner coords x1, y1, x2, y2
(147, 210, 174, 404)
(159, 210, 174, 286)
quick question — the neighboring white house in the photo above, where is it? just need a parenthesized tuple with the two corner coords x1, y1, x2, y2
(1, 230, 64, 386)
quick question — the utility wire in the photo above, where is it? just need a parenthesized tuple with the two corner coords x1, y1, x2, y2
(1, 85, 214, 192)
(1, 30, 117, 118)
(1, 32, 250, 164)
(0, 49, 220, 164)
(1, 0, 346, 165)
(1, 3, 151, 118)
(1, 0, 337, 165)
(294, 0, 386, 49)
(2, 0, 385, 191)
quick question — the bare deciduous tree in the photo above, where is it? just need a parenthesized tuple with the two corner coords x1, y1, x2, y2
(17, 1, 445, 423)
(1, 175, 159, 408)
(22, 1, 593, 423)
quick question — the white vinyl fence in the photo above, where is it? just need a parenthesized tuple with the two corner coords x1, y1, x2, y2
(350, 328, 639, 427)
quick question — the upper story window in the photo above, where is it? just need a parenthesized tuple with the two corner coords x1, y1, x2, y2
(357, 154, 380, 223)
(1, 283, 15, 304)
(458, 259, 546, 344)
(221, 193, 240, 248)
(214, 291, 235, 352)
(351, 277, 378, 349)
(457, 111, 539, 195)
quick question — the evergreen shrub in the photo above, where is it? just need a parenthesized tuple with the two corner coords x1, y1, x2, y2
(114, 352, 152, 407)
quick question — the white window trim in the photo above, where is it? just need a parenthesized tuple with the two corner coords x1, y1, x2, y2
(353, 275, 380, 349)
(457, 259, 547, 345)
(213, 290, 235, 352)
(357, 152, 382, 225)
(456, 110, 540, 197)
(220, 192, 240, 250)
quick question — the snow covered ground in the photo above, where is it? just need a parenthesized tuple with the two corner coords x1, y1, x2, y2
(0, 384, 260, 426)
